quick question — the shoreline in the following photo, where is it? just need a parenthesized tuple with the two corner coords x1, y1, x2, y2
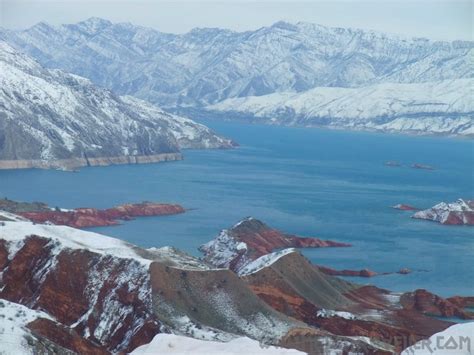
(0, 152, 183, 171)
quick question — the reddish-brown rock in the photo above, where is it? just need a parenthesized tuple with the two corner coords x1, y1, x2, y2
(19, 202, 185, 228)
(200, 217, 351, 272)
(0, 235, 163, 353)
(446, 296, 474, 309)
(400, 289, 474, 320)
(27, 318, 109, 355)
(241, 252, 452, 353)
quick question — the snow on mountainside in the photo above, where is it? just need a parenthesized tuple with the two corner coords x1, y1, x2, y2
(0, 41, 234, 170)
(0, 299, 53, 355)
(2, 18, 472, 107)
(238, 249, 297, 276)
(0, 219, 310, 353)
(207, 79, 474, 136)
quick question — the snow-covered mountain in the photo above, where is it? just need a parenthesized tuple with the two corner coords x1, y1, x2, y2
(2, 18, 472, 108)
(0, 41, 234, 170)
(206, 79, 474, 136)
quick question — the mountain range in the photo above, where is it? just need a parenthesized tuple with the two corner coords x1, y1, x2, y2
(0, 41, 234, 170)
(205, 79, 473, 136)
(2, 17, 472, 136)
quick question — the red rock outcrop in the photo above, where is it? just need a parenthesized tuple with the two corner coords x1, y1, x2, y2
(400, 289, 474, 320)
(446, 296, 474, 309)
(27, 318, 109, 355)
(0, 234, 163, 353)
(18, 202, 185, 228)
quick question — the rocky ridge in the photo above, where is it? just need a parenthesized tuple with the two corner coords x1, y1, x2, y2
(200, 218, 474, 353)
(0, 213, 473, 353)
(0, 41, 234, 170)
(2, 18, 472, 137)
(0, 216, 399, 354)
(199, 217, 350, 273)
(2, 18, 472, 106)
(205, 79, 473, 137)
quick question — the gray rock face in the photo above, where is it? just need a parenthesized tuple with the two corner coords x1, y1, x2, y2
(2, 18, 472, 107)
(0, 41, 234, 170)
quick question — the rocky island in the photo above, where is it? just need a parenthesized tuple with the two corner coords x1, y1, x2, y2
(412, 199, 474, 225)
(0, 199, 185, 228)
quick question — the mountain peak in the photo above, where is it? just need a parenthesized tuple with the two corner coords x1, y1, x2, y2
(76, 17, 112, 33)
(270, 20, 299, 31)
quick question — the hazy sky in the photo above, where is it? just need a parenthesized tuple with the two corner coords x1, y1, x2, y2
(1, 0, 472, 40)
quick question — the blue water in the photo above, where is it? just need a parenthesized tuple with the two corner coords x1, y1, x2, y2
(1, 121, 473, 297)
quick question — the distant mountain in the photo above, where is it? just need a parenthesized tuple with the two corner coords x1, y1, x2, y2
(2, 17, 472, 107)
(206, 79, 474, 136)
(0, 41, 234, 170)
(2, 18, 472, 137)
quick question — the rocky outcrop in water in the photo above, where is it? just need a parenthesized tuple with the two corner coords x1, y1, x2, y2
(412, 199, 474, 225)
(18, 202, 185, 228)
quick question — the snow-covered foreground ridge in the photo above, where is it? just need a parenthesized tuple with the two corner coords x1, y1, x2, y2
(402, 322, 474, 355)
(0, 41, 233, 170)
(0, 220, 329, 353)
(131, 334, 304, 354)
(207, 79, 474, 136)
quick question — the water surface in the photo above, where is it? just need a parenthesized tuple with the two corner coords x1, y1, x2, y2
(1, 121, 473, 297)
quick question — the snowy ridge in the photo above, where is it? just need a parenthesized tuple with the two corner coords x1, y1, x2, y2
(207, 79, 474, 136)
(2, 18, 472, 107)
(0, 41, 233, 169)
(238, 248, 296, 276)
(0, 221, 152, 265)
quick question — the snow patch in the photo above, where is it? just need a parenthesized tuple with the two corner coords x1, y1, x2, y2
(130, 333, 304, 354)
(238, 249, 296, 276)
